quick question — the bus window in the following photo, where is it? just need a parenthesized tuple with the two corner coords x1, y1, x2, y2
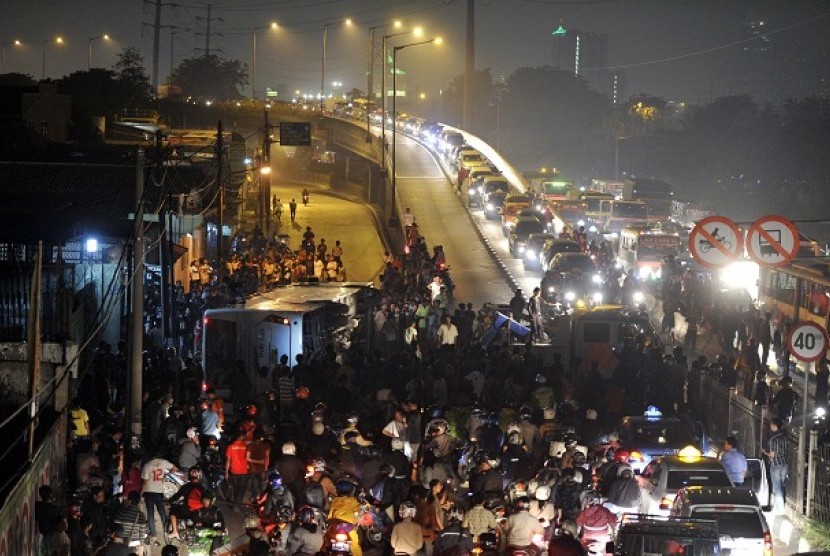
(583, 322, 611, 343)
(771, 271, 796, 305)
(803, 281, 830, 317)
(204, 318, 237, 377)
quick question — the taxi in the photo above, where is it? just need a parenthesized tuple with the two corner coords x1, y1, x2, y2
(610, 407, 710, 473)
(637, 448, 733, 516)
(500, 194, 532, 235)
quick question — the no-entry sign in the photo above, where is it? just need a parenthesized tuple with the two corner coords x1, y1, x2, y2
(787, 321, 828, 362)
(689, 216, 743, 268)
(746, 215, 799, 268)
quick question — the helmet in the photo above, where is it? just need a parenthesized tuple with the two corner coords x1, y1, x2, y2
(564, 437, 578, 449)
(430, 419, 448, 435)
(560, 519, 579, 538)
(486, 412, 499, 426)
(573, 451, 587, 466)
(571, 469, 583, 484)
(247, 405, 258, 417)
(427, 406, 444, 419)
(343, 430, 360, 444)
(201, 490, 216, 504)
(543, 407, 556, 420)
(535, 374, 547, 385)
(312, 422, 325, 435)
(604, 447, 616, 461)
(399, 501, 417, 520)
(346, 412, 360, 425)
(335, 479, 356, 497)
(188, 466, 203, 482)
(186, 427, 198, 440)
(535, 485, 551, 501)
(617, 464, 634, 478)
(269, 471, 284, 490)
(297, 505, 316, 525)
(514, 496, 531, 511)
(508, 431, 523, 446)
(161, 546, 180, 556)
(585, 492, 602, 506)
(282, 441, 297, 455)
(585, 409, 598, 421)
(277, 505, 295, 522)
(613, 450, 629, 464)
(312, 458, 327, 473)
(296, 386, 310, 400)
(447, 507, 464, 522)
(314, 402, 327, 413)
(519, 405, 533, 420)
(607, 432, 620, 443)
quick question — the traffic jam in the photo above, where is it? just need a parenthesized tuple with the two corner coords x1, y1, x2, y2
(385, 114, 825, 555)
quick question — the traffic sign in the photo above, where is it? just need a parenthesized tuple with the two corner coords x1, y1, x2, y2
(689, 216, 743, 268)
(787, 321, 828, 362)
(279, 122, 312, 146)
(746, 215, 799, 268)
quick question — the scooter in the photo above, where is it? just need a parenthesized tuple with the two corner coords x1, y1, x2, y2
(302, 191, 310, 206)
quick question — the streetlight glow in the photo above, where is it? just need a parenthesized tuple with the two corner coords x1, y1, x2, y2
(56, 37, 63, 44)
(435, 36, 443, 45)
(394, 20, 403, 29)
(413, 26, 423, 37)
(271, 22, 278, 30)
(345, 18, 353, 26)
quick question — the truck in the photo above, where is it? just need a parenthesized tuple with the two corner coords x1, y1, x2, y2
(623, 178, 674, 222)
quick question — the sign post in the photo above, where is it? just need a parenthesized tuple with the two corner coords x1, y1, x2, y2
(787, 321, 827, 512)
(688, 215, 743, 268)
(279, 122, 312, 146)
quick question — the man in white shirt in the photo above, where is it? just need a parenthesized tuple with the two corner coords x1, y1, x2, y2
(437, 316, 459, 351)
(427, 276, 443, 303)
(141, 453, 178, 545)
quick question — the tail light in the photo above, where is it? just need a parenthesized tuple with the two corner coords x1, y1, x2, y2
(659, 495, 675, 510)
(335, 533, 349, 542)
(763, 531, 773, 556)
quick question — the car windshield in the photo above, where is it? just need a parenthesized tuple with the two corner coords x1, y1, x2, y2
(556, 255, 595, 273)
(638, 235, 681, 261)
(666, 471, 732, 490)
(613, 203, 648, 219)
(516, 221, 544, 236)
(463, 154, 483, 162)
(485, 181, 510, 193)
(691, 510, 764, 538)
(622, 421, 695, 447)
(548, 242, 581, 256)
(528, 236, 554, 249)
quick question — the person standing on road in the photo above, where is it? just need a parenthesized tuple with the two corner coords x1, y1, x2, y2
(763, 417, 790, 514)
(437, 315, 459, 352)
(528, 287, 546, 343)
(289, 198, 298, 222)
(720, 436, 748, 486)
(140, 451, 178, 545)
(226, 431, 251, 510)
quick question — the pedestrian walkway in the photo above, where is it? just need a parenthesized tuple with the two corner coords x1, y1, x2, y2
(269, 182, 387, 283)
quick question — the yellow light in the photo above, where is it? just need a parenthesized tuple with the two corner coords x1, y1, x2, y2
(434, 36, 443, 45)
(14, 40, 21, 46)
(394, 20, 402, 29)
(271, 22, 279, 30)
(344, 18, 353, 26)
(413, 26, 423, 37)
(103, 34, 110, 41)
(260, 166, 272, 175)
(678, 445, 701, 460)
(419, 93, 426, 100)
(56, 37, 64, 44)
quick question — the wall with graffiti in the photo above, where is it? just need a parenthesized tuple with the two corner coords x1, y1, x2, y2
(0, 413, 66, 556)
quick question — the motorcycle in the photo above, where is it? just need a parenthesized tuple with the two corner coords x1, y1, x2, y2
(302, 191, 310, 206)
(163, 470, 188, 500)
(436, 264, 455, 293)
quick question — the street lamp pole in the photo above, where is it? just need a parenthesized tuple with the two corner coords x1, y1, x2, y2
(391, 37, 438, 227)
(381, 27, 419, 170)
(88, 34, 110, 70)
(251, 23, 277, 100)
(321, 23, 331, 114)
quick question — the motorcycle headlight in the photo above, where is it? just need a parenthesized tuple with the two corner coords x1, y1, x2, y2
(564, 291, 576, 301)
(478, 186, 484, 194)
(518, 245, 525, 253)
(485, 203, 494, 210)
(589, 225, 598, 233)
(548, 286, 555, 293)
(577, 219, 586, 227)
(592, 292, 603, 303)
(633, 291, 645, 304)
(525, 249, 535, 259)
(592, 274, 602, 284)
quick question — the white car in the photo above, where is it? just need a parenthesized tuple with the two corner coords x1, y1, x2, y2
(637, 451, 733, 516)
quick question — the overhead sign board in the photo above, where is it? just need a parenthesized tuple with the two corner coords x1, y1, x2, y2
(746, 214, 799, 268)
(788, 321, 828, 362)
(279, 122, 311, 146)
(688, 215, 743, 269)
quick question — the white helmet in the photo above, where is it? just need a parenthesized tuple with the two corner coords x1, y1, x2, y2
(312, 422, 325, 435)
(585, 409, 598, 421)
(186, 427, 198, 439)
(399, 502, 417, 520)
(535, 485, 551, 501)
(282, 441, 296, 455)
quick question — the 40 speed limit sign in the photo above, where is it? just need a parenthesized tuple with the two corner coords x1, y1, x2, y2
(787, 322, 829, 362)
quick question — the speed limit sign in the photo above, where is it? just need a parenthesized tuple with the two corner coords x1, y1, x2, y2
(787, 322, 829, 362)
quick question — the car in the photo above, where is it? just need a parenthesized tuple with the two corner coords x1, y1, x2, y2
(508, 217, 546, 258)
(540, 239, 582, 273)
(458, 151, 486, 170)
(671, 486, 773, 556)
(611, 514, 721, 555)
(501, 195, 533, 235)
(484, 191, 507, 220)
(611, 406, 708, 474)
(482, 176, 510, 203)
(522, 233, 557, 270)
(546, 251, 596, 276)
(637, 451, 733, 515)
(514, 207, 551, 231)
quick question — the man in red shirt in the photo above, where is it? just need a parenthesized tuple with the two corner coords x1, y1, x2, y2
(226, 431, 250, 509)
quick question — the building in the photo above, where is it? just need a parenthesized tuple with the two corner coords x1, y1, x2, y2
(551, 24, 615, 98)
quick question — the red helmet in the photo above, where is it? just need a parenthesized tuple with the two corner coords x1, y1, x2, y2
(247, 405, 258, 417)
(614, 450, 630, 464)
(296, 386, 310, 400)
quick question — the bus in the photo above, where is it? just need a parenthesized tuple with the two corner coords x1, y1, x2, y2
(201, 283, 377, 390)
(552, 199, 589, 228)
(538, 180, 574, 202)
(623, 178, 674, 222)
(598, 199, 649, 234)
(759, 260, 830, 332)
(580, 192, 615, 224)
(618, 225, 682, 279)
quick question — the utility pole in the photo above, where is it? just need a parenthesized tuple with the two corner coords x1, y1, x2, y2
(27, 241, 42, 459)
(143, 0, 175, 92)
(463, 0, 475, 131)
(155, 131, 171, 341)
(263, 109, 272, 234)
(129, 148, 145, 451)
(216, 121, 224, 260)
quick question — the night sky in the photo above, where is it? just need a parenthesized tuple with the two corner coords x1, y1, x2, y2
(3, 0, 829, 104)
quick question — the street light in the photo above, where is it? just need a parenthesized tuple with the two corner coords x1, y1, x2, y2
(88, 34, 110, 70)
(390, 36, 441, 226)
(41, 36, 63, 79)
(2, 40, 21, 74)
(381, 26, 423, 168)
(321, 18, 352, 114)
(252, 22, 278, 100)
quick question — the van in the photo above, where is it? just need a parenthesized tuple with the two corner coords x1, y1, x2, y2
(611, 514, 721, 555)
(671, 486, 773, 556)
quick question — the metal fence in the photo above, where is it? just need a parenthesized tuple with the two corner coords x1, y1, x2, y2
(694, 372, 829, 525)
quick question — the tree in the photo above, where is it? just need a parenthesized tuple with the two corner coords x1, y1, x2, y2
(440, 69, 496, 134)
(0, 72, 37, 87)
(57, 69, 124, 144)
(114, 47, 153, 109)
(170, 55, 248, 101)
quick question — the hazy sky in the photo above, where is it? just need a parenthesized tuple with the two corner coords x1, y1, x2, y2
(3, 0, 829, 104)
